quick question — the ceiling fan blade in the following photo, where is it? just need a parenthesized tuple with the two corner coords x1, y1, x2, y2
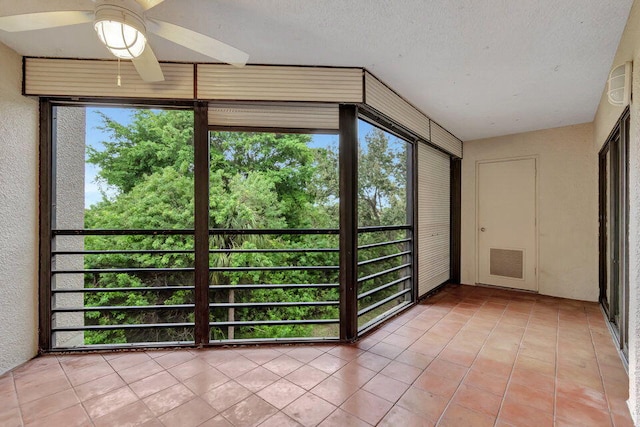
(0, 11, 93, 32)
(147, 18, 249, 67)
(136, 0, 166, 11)
(131, 44, 165, 82)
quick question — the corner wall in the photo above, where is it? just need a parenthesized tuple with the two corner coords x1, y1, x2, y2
(0, 42, 39, 374)
(461, 123, 598, 301)
(593, 0, 640, 422)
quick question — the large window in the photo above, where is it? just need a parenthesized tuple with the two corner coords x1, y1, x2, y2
(44, 103, 419, 349)
(47, 105, 345, 348)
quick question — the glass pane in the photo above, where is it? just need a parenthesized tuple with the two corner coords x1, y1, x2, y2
(356, 119, 412, 330)
(51, 106, 195, 347)
(610, 140, 621, 328)
(54, 106, 195, 230)
(207, 131, 340, 341)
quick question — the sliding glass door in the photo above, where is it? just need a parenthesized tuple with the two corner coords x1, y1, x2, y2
(599, 107, 630, 360)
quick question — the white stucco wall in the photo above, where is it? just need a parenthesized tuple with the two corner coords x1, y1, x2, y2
(53, 107, 86, 348)
(593, 0, 640, 423)
(461, 123, 598, 302)
(0, 42, 39, 374)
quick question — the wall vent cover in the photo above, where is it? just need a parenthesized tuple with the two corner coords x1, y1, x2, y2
(490, 248, 524, 279)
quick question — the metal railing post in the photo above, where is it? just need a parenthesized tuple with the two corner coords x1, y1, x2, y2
(339, 104, 358, 341)
(194, 102, 210, 345)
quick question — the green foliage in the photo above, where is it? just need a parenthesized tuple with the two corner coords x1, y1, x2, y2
(358, 127, 408, 227)
(82, 109, 409, 344)
(209, 132, 315, 228)
(87, 110, 194, 194)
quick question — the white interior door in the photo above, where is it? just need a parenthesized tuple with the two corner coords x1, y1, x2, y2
(477, 158, 537, 291)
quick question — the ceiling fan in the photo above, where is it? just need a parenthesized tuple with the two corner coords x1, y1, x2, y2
(0, 0, 249, 82)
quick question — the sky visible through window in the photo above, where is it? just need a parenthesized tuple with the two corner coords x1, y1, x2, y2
(84, 107, 376, 208)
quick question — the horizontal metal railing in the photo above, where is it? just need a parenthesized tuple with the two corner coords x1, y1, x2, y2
(358, 276, 411, 300)
(357, 263, 411, 283)
(357, 251, 411, 267)
(356, 225, 414, 333)
(53, 250, 193, 255)
(52, 283, 339, 293)
(49, 228, 341, 348)
(358, 288, 412, 317)
(52, 286, 194, 293)
(49, 225, 413, 346)
(53, 304, 195, 312)
(53, 228, 341, 236)
(52, 322, 194, 332)
(209, 301, 338, 308)
(357, 225, 411, 233)
(209, 319, 339, 328)
(54, 268, 194, 274)
(358, 238, 411, 250)
(54, 266, 338, 273)
(53, 229, 195, 235)
(207, 283, 338, 290)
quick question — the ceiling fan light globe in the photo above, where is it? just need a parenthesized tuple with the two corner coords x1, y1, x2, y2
(95, 19, 146, 59)
(94, 3, 147, 59)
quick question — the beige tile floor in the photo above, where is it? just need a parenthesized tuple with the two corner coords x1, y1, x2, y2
(0, 284, 634, 426)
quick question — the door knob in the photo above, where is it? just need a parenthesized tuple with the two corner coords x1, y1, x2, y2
(480, 227, 486, 232)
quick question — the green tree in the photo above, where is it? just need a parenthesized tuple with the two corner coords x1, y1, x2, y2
(358, 127, 408, 227)
(308, 145, 339, 228)
(209, 132, 316, 228)
(83, 166, 196, 344)
(87, 109, 194, 194)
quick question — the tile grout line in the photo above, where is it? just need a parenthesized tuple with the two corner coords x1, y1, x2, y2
(269, 359, 341, 426)
(197, 352, 264, 426)
(89, 351, 185, 425)
(17, 357, 74, 419)
(138, 350, 204, 425)
(402, 295, 472, 423)
(94, 351, 142, 422)
(237, 348, 313, 427)
(217, 346, 330, 427)
(553, 301, 560, 425)
(432, 298, 497, 426)
(10, 371, 26, 427)
(411, 288, 511, 426)
(311, 298, 448, 426)
(141, 349, 242, 423)
(373, 302, 450, 423)
(56, 355, 97, 427)
(310, 308, 435, 426)
(587, 305, 618, 427)
(488, 297, 535, 427)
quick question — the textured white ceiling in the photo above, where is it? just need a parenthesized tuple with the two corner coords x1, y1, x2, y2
(0, 0, 633, 140)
